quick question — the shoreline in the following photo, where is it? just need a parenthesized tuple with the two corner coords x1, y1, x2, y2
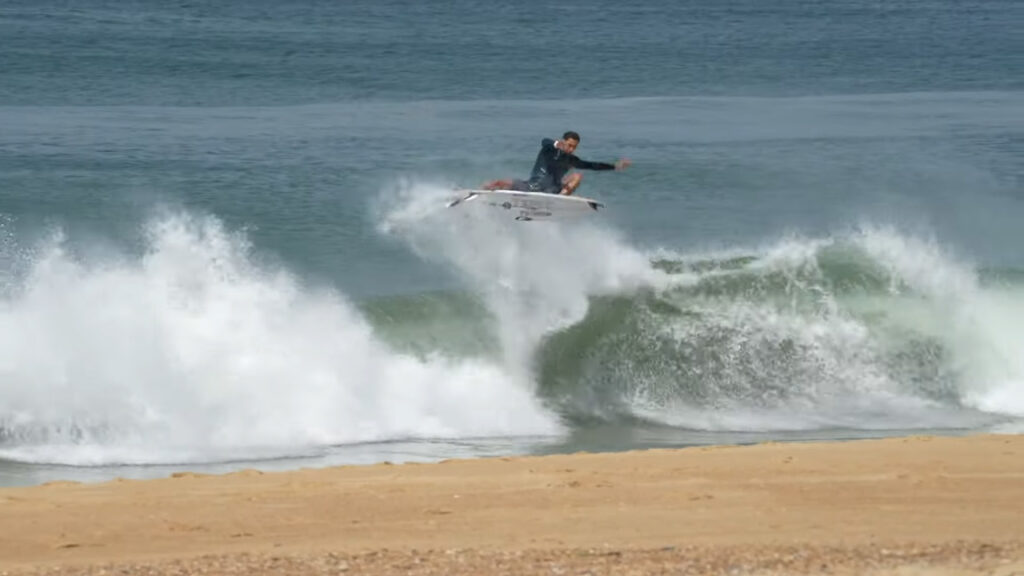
(2, 434, 1022, 575)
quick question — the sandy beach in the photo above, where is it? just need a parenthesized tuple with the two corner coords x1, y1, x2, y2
(1, 434, 1022, 575)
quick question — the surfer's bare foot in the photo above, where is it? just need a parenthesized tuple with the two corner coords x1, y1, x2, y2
(484, 179, 512, 191)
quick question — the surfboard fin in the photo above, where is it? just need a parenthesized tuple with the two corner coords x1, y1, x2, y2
(447, 192, 478, 208)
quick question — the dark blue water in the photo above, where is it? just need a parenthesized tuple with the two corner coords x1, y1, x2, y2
(4, 0, 1021, 105)
(1, 0, 1022, 486)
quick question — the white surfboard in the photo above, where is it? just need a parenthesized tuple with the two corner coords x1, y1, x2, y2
(446, 189, 604, 221)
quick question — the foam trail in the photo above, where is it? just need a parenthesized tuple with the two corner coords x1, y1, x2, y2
(378, 180, 674, 378)
(0, 212, 559, 465)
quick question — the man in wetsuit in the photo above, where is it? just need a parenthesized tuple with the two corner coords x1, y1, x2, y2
(484, 131, 630, 196)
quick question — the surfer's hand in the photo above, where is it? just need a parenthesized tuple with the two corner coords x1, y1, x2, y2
(615, 159, 631, 171)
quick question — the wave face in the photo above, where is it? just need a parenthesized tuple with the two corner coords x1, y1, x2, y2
(0, 212, 559, 465)
(379, 188, 1022, 433)
(537, 231, 1024, 431)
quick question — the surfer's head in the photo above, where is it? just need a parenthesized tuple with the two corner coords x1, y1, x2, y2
(561, 131, 581, 153)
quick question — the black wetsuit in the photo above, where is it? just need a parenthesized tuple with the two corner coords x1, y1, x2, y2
(512, 138, 616, 193)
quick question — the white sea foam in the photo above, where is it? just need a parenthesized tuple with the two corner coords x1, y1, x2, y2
(0, 212, 559, 465)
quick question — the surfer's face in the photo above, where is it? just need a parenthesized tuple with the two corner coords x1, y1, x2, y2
(561, 138, 579, 154)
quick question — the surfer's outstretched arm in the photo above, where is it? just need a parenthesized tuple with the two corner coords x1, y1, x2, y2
(569, 157, 631, 171)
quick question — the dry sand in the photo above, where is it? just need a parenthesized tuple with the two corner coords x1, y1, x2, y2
(1, 434, 1022, 575)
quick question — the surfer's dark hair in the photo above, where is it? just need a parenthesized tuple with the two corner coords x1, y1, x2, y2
(563, 131, 581, 142)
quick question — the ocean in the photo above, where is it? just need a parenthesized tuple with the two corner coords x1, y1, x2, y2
(1, 0, 1022, 487)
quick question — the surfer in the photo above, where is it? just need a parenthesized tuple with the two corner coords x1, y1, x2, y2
(483, 131, 630, 196)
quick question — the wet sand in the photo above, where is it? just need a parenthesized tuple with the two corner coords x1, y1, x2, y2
(1, 434, 1022, 575)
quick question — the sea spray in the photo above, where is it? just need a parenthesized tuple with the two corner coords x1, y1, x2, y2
(377, 180, 673, 377)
